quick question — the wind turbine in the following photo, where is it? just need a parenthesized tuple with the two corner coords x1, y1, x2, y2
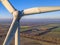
(0, 0, 60, 45)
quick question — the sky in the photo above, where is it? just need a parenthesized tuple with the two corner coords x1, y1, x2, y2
(0, 0, 60, 19)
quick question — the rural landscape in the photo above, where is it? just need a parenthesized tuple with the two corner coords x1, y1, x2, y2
(0, 19, 60, 45)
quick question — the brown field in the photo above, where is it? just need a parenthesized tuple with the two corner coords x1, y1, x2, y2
(0, 23, 60, 45)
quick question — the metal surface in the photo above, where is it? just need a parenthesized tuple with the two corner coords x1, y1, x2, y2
(23, 7, 60, 15)
(3, 17, 19, 45)
(15, 21, 20, 45)
(1, 0, 16, 14)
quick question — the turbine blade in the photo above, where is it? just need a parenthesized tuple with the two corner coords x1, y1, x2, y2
(1, 0, 16, 14)
(15, 21, 20, 45)
(23, 7, 60, 15)
(3, 18, 19, 45)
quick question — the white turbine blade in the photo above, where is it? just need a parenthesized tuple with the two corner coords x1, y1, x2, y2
(3, 18, 19, 45)
(1, 0, 16, 14)
(23, 7, 60, 15)
(15, 21, 20, 45)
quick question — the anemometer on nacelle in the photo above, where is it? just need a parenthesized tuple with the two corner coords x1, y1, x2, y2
(0, 0, 60, 45)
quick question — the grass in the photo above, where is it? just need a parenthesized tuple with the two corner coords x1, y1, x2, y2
(52, 27, 60, 32)
(20, 26, 31, 32)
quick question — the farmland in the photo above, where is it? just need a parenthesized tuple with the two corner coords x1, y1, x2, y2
(20, 23, 60, 45)
(0, 19, 60, 45)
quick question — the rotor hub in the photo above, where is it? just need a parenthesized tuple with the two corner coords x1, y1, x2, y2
(13, 11, 23, 21)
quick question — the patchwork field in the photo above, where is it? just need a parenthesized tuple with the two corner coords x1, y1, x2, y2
(0, 23, 60, 45)
(20, 23, 60, 45)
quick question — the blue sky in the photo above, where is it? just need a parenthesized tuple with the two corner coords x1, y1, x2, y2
(0, 0, 60, 19)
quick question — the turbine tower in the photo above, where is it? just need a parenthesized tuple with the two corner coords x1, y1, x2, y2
(0, 0, 60, 45)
